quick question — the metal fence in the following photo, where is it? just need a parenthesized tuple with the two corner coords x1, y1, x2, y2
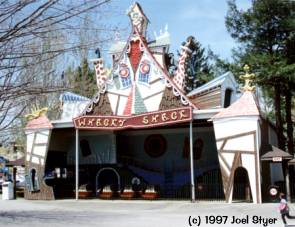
(93, 167, 226, 201)
(94, 182, 225, 201)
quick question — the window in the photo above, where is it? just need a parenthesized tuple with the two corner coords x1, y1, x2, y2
(25, 168, 40, 192)
(121, 76, 132, 88)
(139, 73, 149, 84)
(144, 134, 167, 158)
(119, 63, 132, 88)
(138, 60, 151, 84)
(224, 89, 232, 108)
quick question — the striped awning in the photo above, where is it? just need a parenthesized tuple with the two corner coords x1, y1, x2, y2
(60, 92, 90, 102)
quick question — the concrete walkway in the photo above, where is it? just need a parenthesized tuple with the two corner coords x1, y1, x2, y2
(0, 199, 293, 227)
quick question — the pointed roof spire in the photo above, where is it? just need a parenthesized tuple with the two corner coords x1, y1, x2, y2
(211, 91, 260, 119)
(173, 36, 194, 91)
(211, 65, 259, 120)
(127, 2, 149, 36)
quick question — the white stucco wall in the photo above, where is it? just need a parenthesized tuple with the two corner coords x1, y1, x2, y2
(26, 129, 51, 166)
(213, 116, 261, 203)
(213, 117, 259, 139)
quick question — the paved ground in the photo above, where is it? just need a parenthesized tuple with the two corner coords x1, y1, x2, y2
(0, 199, 294, 227)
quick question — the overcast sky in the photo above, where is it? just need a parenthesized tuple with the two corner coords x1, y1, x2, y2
(108, 0, 251, 61)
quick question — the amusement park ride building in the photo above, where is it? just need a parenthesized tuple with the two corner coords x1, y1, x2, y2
(24, 2, 280, 203)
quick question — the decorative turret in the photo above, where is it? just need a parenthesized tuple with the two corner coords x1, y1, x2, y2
(127, 2, 149, 36)
(173, 36, 194, 91)
(211, 65, 261, 204)
(91, 48, 110, 93)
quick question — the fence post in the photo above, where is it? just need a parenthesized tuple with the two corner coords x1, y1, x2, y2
(189, 121, 195, 202)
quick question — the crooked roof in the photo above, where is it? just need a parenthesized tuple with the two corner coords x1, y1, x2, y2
(187, 72, 236, 97)
(148, 34, 170, 48)
(60, 92, 90, 102)
(138, 30, 198, 109)
(109, 41, 126, 54)
(211, 91, 260, 119)
(26, 116, 53, 130)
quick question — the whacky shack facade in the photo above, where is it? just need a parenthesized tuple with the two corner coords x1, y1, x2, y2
(24, 2, 282, 203)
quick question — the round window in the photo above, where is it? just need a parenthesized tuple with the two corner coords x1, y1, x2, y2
(144, 134, 167, 158)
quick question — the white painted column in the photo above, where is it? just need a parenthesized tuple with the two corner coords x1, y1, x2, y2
(286, 164, 291, 203)
(255, 121, 262, 204)
(75, 129, 79, 200)
(189, 121, 195, 202)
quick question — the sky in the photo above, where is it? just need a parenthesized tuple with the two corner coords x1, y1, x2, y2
(106, 0, 251, 61)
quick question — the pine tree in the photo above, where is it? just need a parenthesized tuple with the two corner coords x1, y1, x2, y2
(182, 36, 213, 94)
(67, 58, 96, 98)
(225, 0, 295, 152)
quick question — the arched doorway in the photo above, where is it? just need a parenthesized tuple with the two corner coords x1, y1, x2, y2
(96, 168, 120, 194)
(233, 167, 252, 202)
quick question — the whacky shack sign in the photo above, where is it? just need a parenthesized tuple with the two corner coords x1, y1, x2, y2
(73, 107, 192, 130)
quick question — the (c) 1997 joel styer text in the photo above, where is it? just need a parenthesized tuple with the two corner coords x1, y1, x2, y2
(188, 215, 278, 226)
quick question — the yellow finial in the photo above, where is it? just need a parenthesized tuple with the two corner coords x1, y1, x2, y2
(104, 68, 112, 77)
(25, 107, 48, 121)
(240, 64, 256, 92)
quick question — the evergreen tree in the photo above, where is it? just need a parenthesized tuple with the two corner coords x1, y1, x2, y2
(225, 0, 295, 152)
(182, 36, 214, 94)
(67, 58, 96, 98)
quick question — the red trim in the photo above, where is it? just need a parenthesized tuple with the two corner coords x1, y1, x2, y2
(123, 87, 134, 115)
(129, 40, 143, 73)
(73, 107, 192, 130)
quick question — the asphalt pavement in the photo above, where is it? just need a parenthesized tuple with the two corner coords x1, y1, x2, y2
(0, 199, 293, 227)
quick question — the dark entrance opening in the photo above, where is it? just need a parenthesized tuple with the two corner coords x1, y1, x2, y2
(233, 167, 252, 202)
(96, 168, 120, 193)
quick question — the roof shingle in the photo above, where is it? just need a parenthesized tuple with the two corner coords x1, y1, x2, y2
(211, 91, 259, 119)
(26, 116, 53, 130)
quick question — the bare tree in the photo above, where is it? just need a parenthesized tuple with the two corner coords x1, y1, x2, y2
(0, 0, 115, 141)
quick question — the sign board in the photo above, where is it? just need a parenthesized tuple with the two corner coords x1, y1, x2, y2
(269, 187, 278, 196)
(73, 107, 192, 130)
(272, 157, 282, 162)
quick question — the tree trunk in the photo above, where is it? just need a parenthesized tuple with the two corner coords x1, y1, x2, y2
(285, 88, 294, 155)
(274, 85, 285, 150)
